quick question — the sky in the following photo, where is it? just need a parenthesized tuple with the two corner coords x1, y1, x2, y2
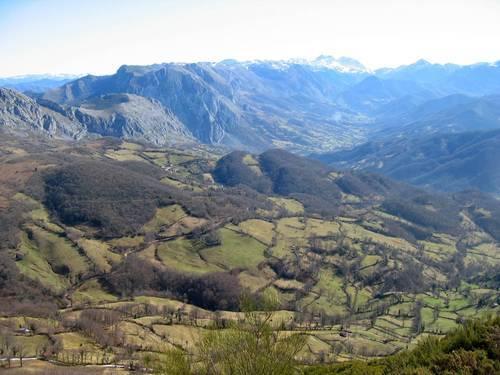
(1, 0, 500, 76)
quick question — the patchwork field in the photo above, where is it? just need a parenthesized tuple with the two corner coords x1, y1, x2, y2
(0, 138, 499, 372)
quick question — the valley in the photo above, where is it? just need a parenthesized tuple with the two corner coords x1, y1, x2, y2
(2, 0, 500, 372)
(0, 135, 498, 372)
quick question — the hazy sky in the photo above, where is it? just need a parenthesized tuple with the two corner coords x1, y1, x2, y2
(1, 0, 500, 76)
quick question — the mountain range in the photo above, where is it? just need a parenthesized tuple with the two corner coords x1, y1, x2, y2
(0, 74, 80, 93)
(316, 129, 500, 195)
(2, 56, 500, 193)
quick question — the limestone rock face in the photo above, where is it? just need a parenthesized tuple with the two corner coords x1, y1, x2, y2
(0, 88, 85, 139)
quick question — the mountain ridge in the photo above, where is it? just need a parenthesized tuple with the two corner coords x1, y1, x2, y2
(315, 128, 500, 195)
(2, 56, 500, 155)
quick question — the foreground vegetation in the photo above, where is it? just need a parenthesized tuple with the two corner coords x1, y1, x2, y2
(0, 135, 499, 372)
(305, 315, 500, 374)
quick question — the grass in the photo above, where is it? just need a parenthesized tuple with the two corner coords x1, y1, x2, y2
(5, 142, 500, 367)
(105, 149, 145, 162)
(199, 228, 267, 270)
(469, 243, 500, 265)
(341, 222, 415, 253)
(421, 307, 436, 326)
(157, 238, 223, 274)
(77, 238, 122, 272)
(303, 334, 332, 355)
(107, 235, 144, 249)
(160, 216, 208, 237)
(14, 193, 65, 233)
(151, 324, 204, 350)
(427, 317, 458, 333)
(10, 334, 50, 357)
(446, 297, 471, 311)
(238, 271, 270, 293)
(117, 321, 172, 351)
(132, 296, 209, 317)
(418, 240, 457, 259)
(304, 294, 349, 316)
(29, 206, 65, 233)
(269, 197, 304, 214)
(276, 217, 306, 238)
(305, 218, 341, 237)
(71, 279, 118, 305)
(361, 255, 381, 268)
(121, 141, 143, 151)
(56, 332, 100, 351)
(238, 219, 275, 245)
(16, 232, 69, 292)
(142, 204, 186, 233)
(313, 269, 346, 305)
(27, 225, 89, 278)
(0, 359, 129, 374)
(160, 176, 202, 192)
(421, 295, 445, 308)
(270, 237, 303, 259)
(274, 278, 305, 291)
(242, 154, 263, 176)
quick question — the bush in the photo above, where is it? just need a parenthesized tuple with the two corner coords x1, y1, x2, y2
(305, 316, 500, 374)
(154, 294, 306, 375)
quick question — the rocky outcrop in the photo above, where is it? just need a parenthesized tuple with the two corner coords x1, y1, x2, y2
(0, 89, 193, 145)
(72, 94, 193, 145)
(0, 88, 85, 139)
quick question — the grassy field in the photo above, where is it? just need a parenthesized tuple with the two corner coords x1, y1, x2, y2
(199, 228, 267, 270)
(157, 238, 223, 274)
(142, 205, 187, 233)
(16, 232, 70, 292)
(71, 279, 118, 305)
(238, 219, 275, 245)
(2, 139, 500, 372)
(77, 239, 122, 273)
(269, 197, 305, 214)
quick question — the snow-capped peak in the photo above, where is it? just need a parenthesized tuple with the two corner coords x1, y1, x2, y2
(306, 55, 368, 73)
(215, 56, 369, 73)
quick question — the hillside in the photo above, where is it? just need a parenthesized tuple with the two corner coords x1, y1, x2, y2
(305, 315, 500, 374)
(315, 129, 500, 195)
(0, 135, 498, 372)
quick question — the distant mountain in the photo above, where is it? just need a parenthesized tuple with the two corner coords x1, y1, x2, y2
(0, 88, 192, 145)
(1, 57, 500, 152)
(41, 59, 368, 151)
(288, 55, 369, 73)
(376, 59, 461, 86)
(315, 129, 500, 195)
(375, 95, 500, 138)
(376, 60, 500, 96)
(0, 74, 80, 93)
(338, 75, 435, 113)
